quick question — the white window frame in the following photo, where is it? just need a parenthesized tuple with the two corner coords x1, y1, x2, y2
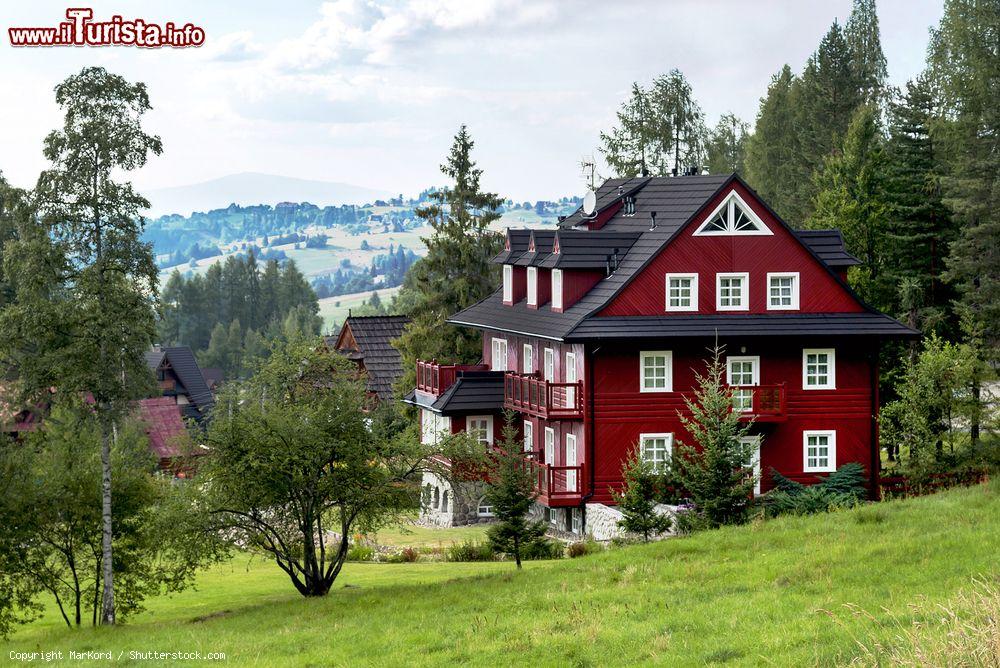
(693, 190, 773, 236)
(491, 337, 508, 372)
(665, 273, 699, 312)
(639, 432, 673, 471)
(802, 348, 836, 390)
(740, 435, 762, 496)
(523, 420, 534, 453)
(477, 496, 494, 517)
(421, 409, 451, 446)
(543, 348, 554, 382)
(551, 268, 563, 310)
(639, 350, 673, 393)
(544, 427, 555, 465)
(565, 433, 578, 492)
(727, 355, 760, 413)
(527, 266, 538, 306)
(767, 272, 800, 311)
(465, 415, 494, 445)
(565, 351, 577, 408)
(502, 264, 513, 303)
(522, 343, 533, 374)
(571, 508, 583, 534)
(803, 430, 836, 473)
(716, 272, 750, 311)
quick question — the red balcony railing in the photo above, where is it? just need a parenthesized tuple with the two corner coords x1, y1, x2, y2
(727, 383, 787, 422)
(415, 360, 488, 396)
(503, 372, 584, 419)
(523, 454, 584, 506)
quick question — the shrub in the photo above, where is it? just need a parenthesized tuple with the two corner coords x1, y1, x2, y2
(384, 547, 420, 564)
(446, 540, 495, 562)
(567, 540, 604, 558)
(346, 545, 375, 562)
(763, 463, 868, 517)
(521, 538, 564, 560)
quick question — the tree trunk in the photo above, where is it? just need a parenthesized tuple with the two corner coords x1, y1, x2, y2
(514, 535, 521, 569)
(99, 421, 115, 625)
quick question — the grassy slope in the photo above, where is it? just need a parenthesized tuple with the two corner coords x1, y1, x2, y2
(4, 483, 997, 666)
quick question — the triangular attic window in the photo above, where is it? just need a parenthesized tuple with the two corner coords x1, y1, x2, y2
(693, 191, 772, 236)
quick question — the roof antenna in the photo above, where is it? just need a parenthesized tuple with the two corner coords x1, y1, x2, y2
(649, 210, 657, 231)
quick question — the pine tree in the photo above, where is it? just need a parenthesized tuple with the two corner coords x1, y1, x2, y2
(705, 113, 750, 175)
(613, 447, 672, 542)
(844, 0, 888, 105)
(395, 126, 503, 390)
(599, 83, 656, 177)
(745, 65, 799, 218)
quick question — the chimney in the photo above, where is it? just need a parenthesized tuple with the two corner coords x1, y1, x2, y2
(649, 210, 657, 231)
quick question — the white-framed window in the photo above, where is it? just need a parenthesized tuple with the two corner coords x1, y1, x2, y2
(523, 420, 534, 453)
(640, 433, 673, 471)
(466, 415, 493, 445)
(527, 266, 538, 306)
(802, 349, 836, 390)
(502, 264, 513, 303)
(421, 409, 451, 445)
(565, 351, 577, 408)
(571, 508, 583, 534)
(551, 268, 563, 310)
(803, 430, 836, 473)
(544, 427, 555, 465)
(477, 497, 494, 517)
(640, 350, 673, 392)
(543, 348, 554, 382)
(767, 272, 799, 310)
(665, 273, 699, 312)
(740, 435, 762, 496)
(491, 337, 508, 372)
(565, 434, 578, 492)
(693, 191, 773, 236)
(727, 355, 760, 413)
(522, 343, 533, 374)
(716, 272, 749, 311)
(441, 490, 450, 513)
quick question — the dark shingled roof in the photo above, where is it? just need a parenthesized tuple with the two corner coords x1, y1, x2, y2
(449, 174, 917, 341)
(538, 230, 643, 269)
(145, 346, 215, 420)
(513, 230, 557, 266)
(494, 229, 532, 264)
(330, 315, 410, 401)
(402, 370, 505, 414)
(795, 230, 862, 267)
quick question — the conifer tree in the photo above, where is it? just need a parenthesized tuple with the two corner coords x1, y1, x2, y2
(599, 83, 656, 177)
(613, 447, 672, 542)
(844, 0, 888, 105)
(705, 113, 750, 175)
(745, 65, 799, 219)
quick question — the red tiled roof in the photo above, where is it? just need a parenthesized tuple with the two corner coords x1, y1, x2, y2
(135, 397, 190, 459)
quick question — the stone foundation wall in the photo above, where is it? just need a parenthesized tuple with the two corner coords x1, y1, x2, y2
(584, 503, 677, 542)
(418, 472, 492, 528)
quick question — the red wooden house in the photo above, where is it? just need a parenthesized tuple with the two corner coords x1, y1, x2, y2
(407, 174, 917, 535)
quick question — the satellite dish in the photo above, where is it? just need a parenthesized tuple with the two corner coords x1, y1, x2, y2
(582, 190, 597, 216)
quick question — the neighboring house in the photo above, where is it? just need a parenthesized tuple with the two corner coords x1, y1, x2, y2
(144, 346, 215, 422)
(406, 174, 917, 538)
(328, 315, 411, 402)
(135, 396, 194, 475)
(201, 367, 224, 396)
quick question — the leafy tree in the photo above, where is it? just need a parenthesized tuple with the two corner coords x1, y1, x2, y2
(705, 113, 749, 175)
(203, 339, 428, 596)
(809, 104, 891, 306)
(484, 413, 547, 569)
(671, 345, 757, 528)
(745, 65, 799, 218)
(613, 447, 672, 542)
(395, 126, 503, 390)
(1, 67, 162, 625)
(0, 400, 221, 633)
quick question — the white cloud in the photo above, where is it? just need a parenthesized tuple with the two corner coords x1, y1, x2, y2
(203, 31, 263, 62)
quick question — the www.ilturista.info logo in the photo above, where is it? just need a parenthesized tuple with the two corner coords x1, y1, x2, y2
(9, 8, 205, 48)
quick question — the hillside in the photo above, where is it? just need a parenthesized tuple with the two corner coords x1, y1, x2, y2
(4, 483, 996, 666)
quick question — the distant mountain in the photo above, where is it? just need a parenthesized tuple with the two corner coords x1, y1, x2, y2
(145, 172, 393, 217)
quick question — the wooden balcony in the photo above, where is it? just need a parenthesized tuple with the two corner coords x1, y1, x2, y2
(728, 383, 787, 422)
(503, 372, 584, 420)
(415, 360, 489, 396)
(523, 453, 585, 507)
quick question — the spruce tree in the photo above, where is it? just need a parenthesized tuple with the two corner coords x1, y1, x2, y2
(599, 83, 656, 177)
(745, 65, 799, 219)
(613, 447, 672, 542)
(705, 113, 749, 175)
(844, 0, 888, 105)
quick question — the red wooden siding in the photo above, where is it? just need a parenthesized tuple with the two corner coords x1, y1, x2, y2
(506, 265, 527, 305)
(529, 268, 552, 309)
(557, 269, 604, 312)
(599, 181, 866, 316)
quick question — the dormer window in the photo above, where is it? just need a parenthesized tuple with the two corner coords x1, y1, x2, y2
(551, 269, 563, 310)
(527, 267, 538, 306)
(502, 264, 513, 303)
(694, 191, 772, 236)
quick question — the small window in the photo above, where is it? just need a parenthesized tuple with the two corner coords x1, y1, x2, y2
(694, 192, 772, 236)
(543, 348, 554, 382)
(640, 351, 672, 392)
(544, 427, 555, 465)
(640, 433, 673, 471)
(527, 267, 538, 306)
(767, 272, 799, 310)
(466, 415, 493, 445)
(441, 490, 450, 513)
(522, 343, 533, 374)
(803, 431, 836, 473)
(803, 349, 836, 390)
(432, 487, 440, 509)
(571, 508, 583, 534)
(741, 435, 762, 496)
(665, 273, 698, 312)
(491, 337, 509, 372)
(565, 351, 577, 408)
(502, 264, 513, 303)
(551, 269, 563, 310)
(716, 273, 749, 311)
(565, 433, 578, 492)
(727, 356, 759, 413)
(523, 420, 534, 453)
(477, 497, 494, 517)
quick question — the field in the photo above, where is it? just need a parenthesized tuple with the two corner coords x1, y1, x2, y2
(4, 482, 997, 666)
(317, 285, 402, 334)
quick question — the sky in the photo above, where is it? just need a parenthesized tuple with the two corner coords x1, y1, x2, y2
(0, 0, 945, 202)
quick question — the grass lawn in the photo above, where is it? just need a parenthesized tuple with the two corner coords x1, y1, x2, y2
(317, 286, 402, 333)
(3, 482, 997, 666)
(364, 521, 490, 549)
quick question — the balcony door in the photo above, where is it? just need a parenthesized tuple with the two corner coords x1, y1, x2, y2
(740, 435, 761, 496)
(565, 434, 577, 492)
(492, 338, 509, 372)
(727, 356, 760, 413)
(564, 352, 577, 408)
